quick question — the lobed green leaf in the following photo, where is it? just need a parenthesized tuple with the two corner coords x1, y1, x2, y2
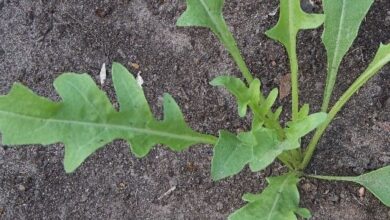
(211, 113, 326, 180)
(265, 0, 324, 58)
(0, 63, 216, 172)
(176, 0, 225, 34)
(229, 173, 310, 220)
(210, 76, 261, 117)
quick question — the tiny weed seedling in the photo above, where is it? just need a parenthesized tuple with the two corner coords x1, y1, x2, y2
(0, 0, 389, 219)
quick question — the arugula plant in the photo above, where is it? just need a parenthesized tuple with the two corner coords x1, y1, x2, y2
(0, 0, 389, 218)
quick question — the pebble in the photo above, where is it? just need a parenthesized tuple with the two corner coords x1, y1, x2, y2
(18, 184, 26, 191)
(385, 15, 390, 27)
(216, 202, 223, 211)
(302, 182, 317, 192)
(329, 194, 339, 202)
(359, 187, 365, 198)
(379, 155, 390, 163)
(131, 63, 140, 70)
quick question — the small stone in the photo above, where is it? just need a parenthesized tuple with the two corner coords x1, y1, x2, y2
(131, 63, 140, 70)
(315, 82, 323, 91)
(271, 60, 277, 66)
(18, 184, 26, 191)
(95, 6, 113, 18)
(385, 15, 390, 27)
(216, 202, 224, 211)
(329, 194, 339, 202)
(359, 187, 365, 199)
(117, 182, 126, 190)
(302, 182, 317, 192)
(379, 155, 390, 163)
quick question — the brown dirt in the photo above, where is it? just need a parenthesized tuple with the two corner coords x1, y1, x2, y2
(0, 0, 389, 219)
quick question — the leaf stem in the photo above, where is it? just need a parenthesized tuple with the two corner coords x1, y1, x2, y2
(321, 62, 339, 112)
(300, 49, 390, 169)
(249, 103, 285, 139)
(219, 25, 254, 84)
(288, 48, 300, 122)
(218, 23, 286, 139)
(201, 134, 219, 145)
(305, 174, 356, 182)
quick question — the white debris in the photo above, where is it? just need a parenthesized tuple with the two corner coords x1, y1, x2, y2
(157, 185, 176, 200)
(100, 63, 106, 85)
(268, 6, 279, 16)
(136, 71, 144, 88)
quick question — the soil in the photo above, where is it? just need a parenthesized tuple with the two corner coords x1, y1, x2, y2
(0, 0, 389, 219)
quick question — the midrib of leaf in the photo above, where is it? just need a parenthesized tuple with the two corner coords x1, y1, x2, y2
(288, 0, 294, 53)
(266, 175, 291, 220)
(332, 0, 346, 68)
(287, 0, 300, 122)
(322, 0, 346, 111)
(0, 110, 216, 144)
(199, 0, 223, 39)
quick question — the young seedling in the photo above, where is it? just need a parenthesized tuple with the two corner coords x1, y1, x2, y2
(0, 0, 389, 219)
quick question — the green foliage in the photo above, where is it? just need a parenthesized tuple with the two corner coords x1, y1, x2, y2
(354, 166, 390, 206)
(309, 166, 390, 206)
(177, 0, 253, 83)
(229, 174, 311, 220)
(0, 63, 216, 172)
(265, 0, 324, 120)
(301, 43, 390, 169)
(265, 0, 325, 58)
(321, 0, 374, 111)
(210, 76, 261, 118)
(0, 0, 389, 219)
(211, 113, 326, 180)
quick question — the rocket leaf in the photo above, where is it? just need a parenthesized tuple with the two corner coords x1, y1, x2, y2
(211, 128, 280, 181)
(352, 166, 390, 207)
(229, 174, 310, 220)
(210, 76, 261, 117)
(0, 63, 216, 172)
(177, 0, 253, 83)
(309, 166, 390, 207)
(266, 0, 324, 120)
(211, 113, 326, 180)
(321, 0, 374, 111)
(265, 0, 324, 58)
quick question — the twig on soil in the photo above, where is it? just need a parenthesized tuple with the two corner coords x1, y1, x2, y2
(157, 186, 177, 201)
